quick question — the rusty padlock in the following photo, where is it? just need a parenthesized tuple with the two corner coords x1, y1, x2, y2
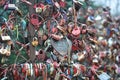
(31, 37, 38, 47)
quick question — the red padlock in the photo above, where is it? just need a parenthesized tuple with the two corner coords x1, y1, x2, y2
(52, 27, 58, 33)
(34, 64, 39, 77)
(30, 14, 42, 26)
(13, 64, 20, 80)
(72, 27, 81, 38)
(59, 0, 66, 8)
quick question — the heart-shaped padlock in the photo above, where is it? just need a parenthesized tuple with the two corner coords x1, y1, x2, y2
(72, 27, 81, 38)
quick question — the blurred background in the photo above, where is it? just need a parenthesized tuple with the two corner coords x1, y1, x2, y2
(91, 0, 120, 16)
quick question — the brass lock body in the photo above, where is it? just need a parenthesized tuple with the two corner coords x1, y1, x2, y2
(32, 37, 38, 47)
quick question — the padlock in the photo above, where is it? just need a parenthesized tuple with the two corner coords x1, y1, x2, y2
(81, 24, 87, 34)
(46, 62, 51, 74)
(0, 29, 11, 41)
(32, 37, 38, 47)
(37, 49, 45, 61)
(42, 34, 48, 41)
(36, 7, 42, 13)
(59, 0, 66, 8)
(66, 68, 73, 79)
(1, 57, 7, 63)
(30, 14, 42, 26)
(20, 19, 27, 30)
(67, 22, 74, 33)
(5, 45, 11, 56)
(0, 45, 6, 55)
(56, 25, 67, 35)
(21, 64, 26, 75)
(23, 63, 29, 76)
(0, 0, 5, 6)
(4, 4, 22, 16)
(59, 19, 65, 26)
(30, 63, 33, 76)
(0, 16, 7, 26)
(0, 44, 11, 56)
(4, 4, 16, 10)
(34, 64, 39, 77)
(53, 61, 59, 68)
(13, 64, 20, 80)
(55, 72, 60, 80)
(27, 63, 30, 76)
(54, 1, 60, 9)
(41, 64, 47, 80)
(50, 64, 54, 75)
(45, 0, 53, 5)
(73, 0, 83, 12)
(51, 27, 58, 33)
(34, 3, 45, 13)
(72, 27, 81, 38)
(86, 16, 95, 26)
